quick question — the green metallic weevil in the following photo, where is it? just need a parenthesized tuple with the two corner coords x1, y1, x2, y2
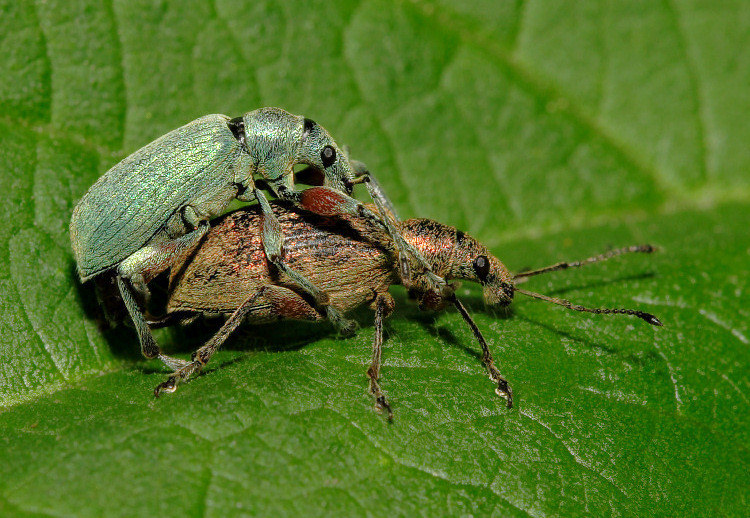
(149, 194, 661, 418)
(70, 107, 445, 371)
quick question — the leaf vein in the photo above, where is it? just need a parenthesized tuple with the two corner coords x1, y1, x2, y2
(519, 409, 631, 504)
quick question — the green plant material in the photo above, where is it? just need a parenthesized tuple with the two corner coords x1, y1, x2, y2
(1, 0, 748, 516)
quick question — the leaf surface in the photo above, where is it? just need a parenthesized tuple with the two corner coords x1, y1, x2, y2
(1, 1, 748, 516)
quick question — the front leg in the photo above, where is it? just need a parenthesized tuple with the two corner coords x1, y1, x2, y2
(254, 188, 357, 336)
(342, 147, 399, 221)
(345, 158, 445, 291)
(367, 292, 395, 420)
(450, 295, 513, 408)
(349, 158, 399, 221)
(360, 177, 450, 295)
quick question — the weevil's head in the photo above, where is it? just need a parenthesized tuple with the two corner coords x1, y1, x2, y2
(400, 219, 515, 307)
(295, 116, 355, 194)
(232, 108, 354, 195)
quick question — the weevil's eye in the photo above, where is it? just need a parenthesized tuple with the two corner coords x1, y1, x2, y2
(473, 255, 490, 282)
(303, 118, 315, 139)
(321, 145, 336, 168)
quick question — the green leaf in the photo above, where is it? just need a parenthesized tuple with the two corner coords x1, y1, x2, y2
(1, 0, 748, 516)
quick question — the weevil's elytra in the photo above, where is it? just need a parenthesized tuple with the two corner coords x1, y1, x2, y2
(70, 113, 243, 279)
(152, 199, 661, 417)
(71, 107, 453, 373)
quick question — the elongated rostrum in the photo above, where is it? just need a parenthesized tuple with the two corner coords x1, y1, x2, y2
(149, 192, 661, 418)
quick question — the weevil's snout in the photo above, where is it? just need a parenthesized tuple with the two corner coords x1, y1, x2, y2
(469, 253, 514, 307)
(484, 279, 515, 307)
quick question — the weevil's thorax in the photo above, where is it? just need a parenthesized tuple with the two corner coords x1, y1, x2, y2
(399, 219, 459, 278)
(240, 108, 303, 192)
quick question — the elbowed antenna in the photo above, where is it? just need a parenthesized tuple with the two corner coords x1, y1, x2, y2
(513, 244, 656, 280)
(514, 288, 663, 326)
(511, 244, 662, 326)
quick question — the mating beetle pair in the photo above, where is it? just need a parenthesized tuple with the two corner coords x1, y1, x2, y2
(70, 108, 661, 416)
(70, 107, 444, 373)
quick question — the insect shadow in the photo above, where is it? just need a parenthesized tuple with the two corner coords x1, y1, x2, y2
(544, 271, 657, 297)
(510, 271, 661, 365)
(70, 261, 139, 361)
(390, 288, 514, 362)
(401, 271, 658, 363)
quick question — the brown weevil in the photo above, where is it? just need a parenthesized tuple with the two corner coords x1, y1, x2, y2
(147, 190, 661, 418)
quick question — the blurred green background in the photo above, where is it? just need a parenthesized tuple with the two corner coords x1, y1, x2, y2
(1, 0, 748, 516)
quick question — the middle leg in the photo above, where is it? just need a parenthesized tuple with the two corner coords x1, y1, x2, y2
(367, 292, 395, 420)
(254, 188, 358, 336)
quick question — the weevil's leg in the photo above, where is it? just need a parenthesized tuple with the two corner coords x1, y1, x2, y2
(154, 285, 326, 396)
(450, 295, 513, 408)
(254, 188, 357, 337)
(345, 163, 398, 226)
(154, 288, 268, 396)
(117, 221, 209, 368)
(367, 292, 395, 420)
(116, 276, 160, 360)
(117, 276, 189, 370)
(350, 160, 399, 221)
(342, 159, 448, 294)
(363, 179, 448, 294)
(293, 186, 386, 228)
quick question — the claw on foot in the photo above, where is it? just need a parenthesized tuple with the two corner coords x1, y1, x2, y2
(154, 378, 177, 397)
(494, 378, 513, 409)
(374, 395, 394, 422)
(338, 318, 359, 338)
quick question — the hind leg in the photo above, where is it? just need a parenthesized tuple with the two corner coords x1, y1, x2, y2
(154, 285, 323, 395)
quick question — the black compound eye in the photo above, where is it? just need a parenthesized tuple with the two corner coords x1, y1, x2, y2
(473, 255, 490, 282)
(321, 145, 336, 168)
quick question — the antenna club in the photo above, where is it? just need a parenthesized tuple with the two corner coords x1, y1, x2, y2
(638, 312, 663, 326)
